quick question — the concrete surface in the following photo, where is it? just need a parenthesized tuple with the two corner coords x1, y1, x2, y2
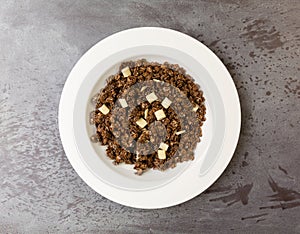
(0, 0, 300, 233)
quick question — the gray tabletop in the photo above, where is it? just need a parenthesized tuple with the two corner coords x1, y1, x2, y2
(1, 0, 300, 233)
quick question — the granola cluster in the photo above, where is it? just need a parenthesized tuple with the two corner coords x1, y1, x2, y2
(90, 60, 206, 175)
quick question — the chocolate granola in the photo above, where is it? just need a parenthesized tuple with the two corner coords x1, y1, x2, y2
(90, 59, 206, 175)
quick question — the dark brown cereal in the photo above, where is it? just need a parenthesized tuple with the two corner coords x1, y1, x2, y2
(90, 60, 206, 175)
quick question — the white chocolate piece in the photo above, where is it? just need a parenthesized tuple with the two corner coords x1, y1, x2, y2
(119, 98, 128, 108)
(136, 118, 147, 128)
(158, 149, 166, 160)
(121, 66, 131, 77)
(159, 142, 169, 151)
(175, 130, 186, 135)
(154, 109, 166, 121)
(144, 109, 148, 119)
(98, 104, 110, 115)
(161, 97, 172, 109)
(153, 79, 161, 82)
(193, 104, 199, 112)
(146, 92, 158, 103)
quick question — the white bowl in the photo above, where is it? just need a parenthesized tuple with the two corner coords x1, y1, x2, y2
(59, 27, 241, 209)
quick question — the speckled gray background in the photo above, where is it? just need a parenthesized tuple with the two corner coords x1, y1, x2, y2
(0, 0, 300, 233)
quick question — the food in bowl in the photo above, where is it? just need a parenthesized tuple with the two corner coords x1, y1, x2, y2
(89, 59, 206, 175)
